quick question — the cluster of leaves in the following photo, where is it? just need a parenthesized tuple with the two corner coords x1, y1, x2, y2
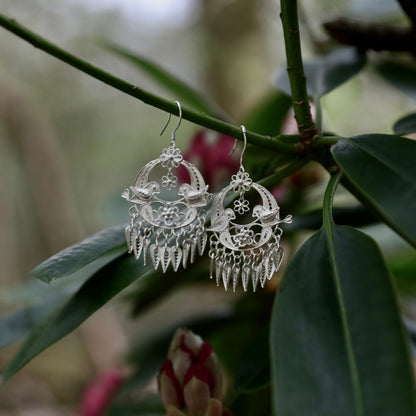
(1, 7, 416, 416)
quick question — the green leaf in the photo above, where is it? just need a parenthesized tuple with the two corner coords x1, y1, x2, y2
(32, 225, 127, 283)
(275, 47, 366, 97)
(393, 113, 416, 135)
(0, 253, 122, 349)
(103, 42, 225, 118)
(271, 175, 416, 416)
(332, 134, 416, 247)
(2, 254, 154, 381)
(0, 296, 64, 349)
(234, 326, 270, 393)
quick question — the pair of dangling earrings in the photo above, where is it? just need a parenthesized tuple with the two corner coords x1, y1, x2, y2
(122, 102, 292, 292)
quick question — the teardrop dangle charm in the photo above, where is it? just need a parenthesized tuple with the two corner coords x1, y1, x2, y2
(207, 126, 292, 292)
(122, 102, 211, 273)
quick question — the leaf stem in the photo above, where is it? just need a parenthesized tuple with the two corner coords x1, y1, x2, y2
(322, 171, 342, 227)
(258, 156, 311, 189)
(280, 0, 318, 141)
(314, 136, 342, 146)
(0, 14, 298, 153)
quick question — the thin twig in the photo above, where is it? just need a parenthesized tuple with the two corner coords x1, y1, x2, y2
(280, 0, 318, 142)
(258, 156, 311, 189)
(0, 14, 299, 153)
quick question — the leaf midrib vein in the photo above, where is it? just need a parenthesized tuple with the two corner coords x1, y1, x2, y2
(325, 223, 365, 416)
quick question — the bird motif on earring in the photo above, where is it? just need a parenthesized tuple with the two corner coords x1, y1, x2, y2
(178, 183, 211, 207)
(252, 205, 292, 227)
(208, 208, 236, 232)
(207, 125, 292, 292)
(122, 182, 160, 205)
(122, 101, 211, 272)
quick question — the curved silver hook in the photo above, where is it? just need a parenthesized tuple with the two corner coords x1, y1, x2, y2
(239, 125, 247, 168)
(228, 125, 248, 169)
(160, 101, 182, 146)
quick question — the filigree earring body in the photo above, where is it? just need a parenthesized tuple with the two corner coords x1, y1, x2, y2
(122, 102, 211, 272)
(207, 126, 292, 292)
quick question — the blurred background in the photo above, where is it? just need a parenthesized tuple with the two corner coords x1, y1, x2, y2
(0, 0, 415, 414)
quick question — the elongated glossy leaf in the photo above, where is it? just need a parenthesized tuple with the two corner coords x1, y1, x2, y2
(271, 225, 416, 415)
(2, 254, 154, 381)
(0, 252, 123, 348)
(393, 113, 416, 135)
(0, 296, 64, 349)
(32, 225, 127, 283)
(276, 47, 366, 97)
(332, 135, 416, 247)
(103, 42, 225, 118)
(234, 326, 270, 393)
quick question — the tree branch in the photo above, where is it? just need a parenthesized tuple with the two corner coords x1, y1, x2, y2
(0, 14, 298, 154)
(324, 18, 416, 53)
(280, 0, 318, 142)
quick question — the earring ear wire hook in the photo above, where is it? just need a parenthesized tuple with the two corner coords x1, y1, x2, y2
(228, 125, 248, 170)
(160, 101, 182, 146)
(240, 125, 247, 168)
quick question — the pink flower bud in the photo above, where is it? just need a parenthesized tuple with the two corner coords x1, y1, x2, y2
(159, 329, 224, 416)
(158, 360, 184, 410)
(178, 130, 239, 191)
(183, 373, 211, 416)
(204, 399, 224, 416)
(80, 369, 125, 416)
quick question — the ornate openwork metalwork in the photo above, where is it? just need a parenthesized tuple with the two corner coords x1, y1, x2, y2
(207, 126, 292, 292)
(122, 102, 211, 272)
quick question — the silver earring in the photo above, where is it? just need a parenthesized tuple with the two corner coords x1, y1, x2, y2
(122, 102, 211, 272)
(207, 125, 292, 292)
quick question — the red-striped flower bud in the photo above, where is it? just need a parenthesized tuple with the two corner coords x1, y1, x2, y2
(158, 329, 224, 416)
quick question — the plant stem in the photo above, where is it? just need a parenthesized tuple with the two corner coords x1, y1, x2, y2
(0, 14, 298, 153)
(322, 171, 342, 228)
(314, 136, 342, 147)
(258, 156, 311, 189)
(280, 0, 318, 141)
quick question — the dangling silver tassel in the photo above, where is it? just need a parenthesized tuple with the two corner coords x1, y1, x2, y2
(122, 102, 211, 272)
(207, 126, 292, 292)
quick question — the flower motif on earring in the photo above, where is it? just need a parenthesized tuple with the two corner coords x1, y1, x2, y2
(231, 168, 252, 194)
(207, 125, 292, 292)
(233, 197, 250, 215)
(122, 102, 211, 273)
(160, 147, 183, 169)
